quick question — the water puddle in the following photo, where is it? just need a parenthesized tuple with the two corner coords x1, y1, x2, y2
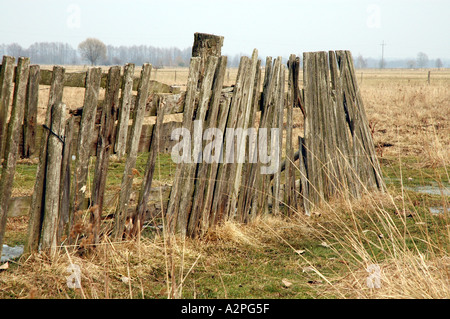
(429, 207, 447, 215)
(1, 245, 24, 263)
(405, 182, 449, 197)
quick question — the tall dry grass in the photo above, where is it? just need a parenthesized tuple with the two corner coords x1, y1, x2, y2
(1, 68, 448, 299)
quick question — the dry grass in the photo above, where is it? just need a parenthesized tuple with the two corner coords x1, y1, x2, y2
(1, 66, 448, 299)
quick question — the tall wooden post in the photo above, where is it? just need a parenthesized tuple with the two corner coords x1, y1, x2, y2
(41, 102, 66, 256)
(0, 57, 30, 256)
(23, 65, 41, 157)
(25, 66, 65, 254)
(0, 56, 16, 159)
(192, 32, 224, 87)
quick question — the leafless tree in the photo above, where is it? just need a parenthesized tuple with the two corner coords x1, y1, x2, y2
(6, 43, 24, 58)
(356, 54, 367, 69)
(416, 52, 429, 68)
(78, 38, 107, 65)
(435, 58, 443, 69)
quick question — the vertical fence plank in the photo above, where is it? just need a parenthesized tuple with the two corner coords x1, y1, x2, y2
(212, 56, 250, 226)
(41, 102, 66, 256)
(344, 51, 384, 190)
(25, 65, 65, 254)
(0, 57, 30, 256)
(328, 51, 356, 198)
(166, 57, 201, 234)
(237, 59, 262, 222)
(272, 60, 285, 215)
(201, 93, 231, 231)
(185, 56, 221, 237)
(251, 56, 279, 218)
(59, 115, 75, 240)
(91, 66, 121, 244)
(198, 56, 228, 235)
(70, 67, 102, 219)
(229, 49, 259, 222)
(130, 100, 166, 237)
(173, 56, 218, 236)
(23, 65, 40, 157)
(115, 63, 135, 158)
(0, 56, 16, 159)
(284, 55, 299, 214)
(113, 63, 152, 239)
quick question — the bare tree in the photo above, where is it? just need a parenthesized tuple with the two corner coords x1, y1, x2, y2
(416, 52, 429, 68)
(356, 54, 367, 69)
(78, 38, 107, 65)
(6, 43, 24, 58)
(435, 58, 443, 69)
(406, 59, 416, 69)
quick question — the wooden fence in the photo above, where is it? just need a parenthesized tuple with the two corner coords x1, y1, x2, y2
(0, 33, 383, 258)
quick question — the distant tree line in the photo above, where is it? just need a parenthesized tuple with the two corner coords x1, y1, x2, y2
(0, 39, 447, 69)
(0, 40, 192, 68)
(0, 42, 79, 65)
(356, 52, 447, 69)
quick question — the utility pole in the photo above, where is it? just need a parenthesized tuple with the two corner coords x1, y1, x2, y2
(380, 40, 387, 69)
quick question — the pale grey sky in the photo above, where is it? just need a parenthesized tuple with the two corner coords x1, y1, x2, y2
(1, 0, 449, 59)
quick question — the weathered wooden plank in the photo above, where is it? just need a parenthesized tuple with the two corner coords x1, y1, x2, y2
(303, 52, 323, 207)
(192, 32, 224, 88)
(328, 50, 356, 198)
(196, 56, 228, 235)
(25, 65, 65, 254)
(41, 102, 66, 256)
(236, 58, 262, 223)
(336, 50, 371, 192)
(39, 69, 179, 93)
(272, 60, 285, 215)
(90, 66, 121, 244)
(284, 54, 298, 214)
(0, 57, 30, 256)
(186, 56, 222, 237)
(113, 63, 152, 239)
(298, 136, 310, 215)
(58, 115, 75, 240)
(165, 57, 201, 234)
(69, 67, 102, 222)
(177, 56, 219, 237)
(343, 51, 384, 190)
(211, 56, 250, 226)
(317, 51, 332, 199)
(245, 56, 272, 219)
(201, 93, 232, 231)
(228, 49, 259, 221)
(23, 65, 40, 158)
(0, 56, 16, 159)
(131, 99, 166, 237)
(251, 56, 279, 218)
(115, 63, 135, 158)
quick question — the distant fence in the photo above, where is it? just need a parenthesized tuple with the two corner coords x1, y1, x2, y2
(0, 33, 383, 258)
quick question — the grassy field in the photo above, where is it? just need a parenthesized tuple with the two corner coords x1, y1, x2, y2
(0, 67, 448, 299)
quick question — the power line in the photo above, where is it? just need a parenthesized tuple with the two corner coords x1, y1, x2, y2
(380, 40, 387, 69)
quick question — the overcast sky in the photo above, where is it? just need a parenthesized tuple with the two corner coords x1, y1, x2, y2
(1, 0, 449, 60)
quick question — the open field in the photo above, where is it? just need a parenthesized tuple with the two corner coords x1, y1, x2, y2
(0, 67, 449, 299)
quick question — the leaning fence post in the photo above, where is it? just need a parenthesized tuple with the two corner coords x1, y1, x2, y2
(0, 56, 16, 159)
(70, 67, 102, 221)
(115, 63, 135, 158)
(59, 115, 75, 241)
(23, 65, 41, 158)
(25, 65, 65, 254)
(90, 66, 121, 244)
(113, 63, 152, 239)
(41, 102, 66, 256)
(130, 100, 165, 238)
(0, 57, 30, 256)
